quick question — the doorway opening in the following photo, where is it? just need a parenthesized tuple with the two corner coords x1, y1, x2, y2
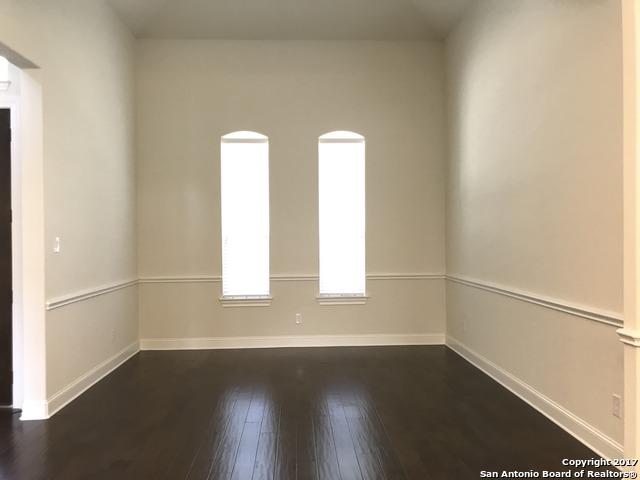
(0, 54, 26, 413)
(0, 43, 45, 420)
(0, 107, 11, 408)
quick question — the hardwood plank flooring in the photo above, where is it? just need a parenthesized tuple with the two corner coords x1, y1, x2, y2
(0, 346, 614, 479)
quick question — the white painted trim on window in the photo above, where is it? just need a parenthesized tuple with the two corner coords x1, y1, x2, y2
(271, 274, 317, 282)
(316, 294, 369, 305)
(446, 336, 623, 461)
(45, 279, 138, 310)
(446, 275, 623, 328)
(219, 295, 272, 307)
(140, 333, 444, 351)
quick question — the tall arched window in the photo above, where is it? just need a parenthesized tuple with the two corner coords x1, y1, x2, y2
(220, 131, 270, 299)
(318, 131, 366, 299)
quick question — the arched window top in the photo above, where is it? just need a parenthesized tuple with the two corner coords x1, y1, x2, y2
(222, 131, 268, 143)
(319, 131, 364, 143)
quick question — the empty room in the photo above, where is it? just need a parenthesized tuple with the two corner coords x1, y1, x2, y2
(0, 0, 639, 478)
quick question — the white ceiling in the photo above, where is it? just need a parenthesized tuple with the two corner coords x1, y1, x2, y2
(107, 0, 472, 40)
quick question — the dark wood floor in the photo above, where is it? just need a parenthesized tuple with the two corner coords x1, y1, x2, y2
(0, 346, 609, 479)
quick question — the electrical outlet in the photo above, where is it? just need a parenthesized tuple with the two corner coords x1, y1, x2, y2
(613, 394, 622, 418)
(53, 236, 61, 254)
(295, 313, 303, 325)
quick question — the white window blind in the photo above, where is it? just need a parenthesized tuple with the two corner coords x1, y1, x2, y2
(318, 131, 366, 296)
(221, 131, 270, 297)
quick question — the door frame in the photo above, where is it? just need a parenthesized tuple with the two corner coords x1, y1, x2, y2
(0, 44, 45, 419)
(0, 38, 46, 420)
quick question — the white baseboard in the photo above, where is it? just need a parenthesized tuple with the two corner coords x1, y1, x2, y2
(20, 400, 49, 421)
(140, 333, 445, 350)
(46, 340, 140, 417)
(446, 335, 623, 460)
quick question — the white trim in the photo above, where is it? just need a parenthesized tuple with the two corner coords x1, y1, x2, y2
(17, 69, 46, 423)
(137, 273, 445, 284)
(368, 273, 445, 280)
(617, 328, 640, 347)
(446, 336, 623, 461)
(45, 279, 138, 310)
(219, 295, 272, 307)
(272, 274, 317, 282)
(46, 341, 139, 417)
(139, 275, 222, 284)
(20, 400, 48, 421)
(447, 275, 623, 328)
(43, 274, 444, 310)
(140, 333, 445, 351)
(316, 294, 369, 305)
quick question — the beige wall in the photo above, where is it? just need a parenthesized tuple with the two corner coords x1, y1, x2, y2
(0, 0, 138, 399)
(445, 0, 623, 446)
(0, 2, 625, 448)
(140, 279, 444, 341)
(136, 40, 447, 339)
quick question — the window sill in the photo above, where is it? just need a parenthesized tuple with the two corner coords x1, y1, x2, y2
(219, 295, 272, 307)
(316, 294, 369, 305)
